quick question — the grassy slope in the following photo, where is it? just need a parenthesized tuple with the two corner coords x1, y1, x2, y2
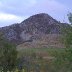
(17, 47, 68, 72)
(17, 47, 65, 57)
(16, 34, 70, 72)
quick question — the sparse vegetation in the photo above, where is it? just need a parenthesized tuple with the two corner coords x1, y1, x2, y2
(0, 32, 18, 72)
(0, 13, 72, 72)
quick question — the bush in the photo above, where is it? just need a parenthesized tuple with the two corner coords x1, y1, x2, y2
(0, 33, 18, 71)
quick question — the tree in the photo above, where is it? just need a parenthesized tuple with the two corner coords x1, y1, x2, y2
(67, 12, 72, 25)
(62, 12, 72, 48)
(54, 12, 72, 72)
(0, 32, 18, 71)
(63, 25, 72, 48)
(44, 12, 72, 72)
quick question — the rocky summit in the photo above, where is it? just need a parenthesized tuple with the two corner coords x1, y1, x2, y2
(0, 13, 67, 47)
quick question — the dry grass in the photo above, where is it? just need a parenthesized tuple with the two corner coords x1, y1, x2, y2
(17, 34, 65, 51)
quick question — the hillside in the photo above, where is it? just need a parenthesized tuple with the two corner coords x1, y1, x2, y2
(0, 13, 68, 48)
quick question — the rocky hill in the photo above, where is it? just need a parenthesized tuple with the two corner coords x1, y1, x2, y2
(0, 13, 68, 47)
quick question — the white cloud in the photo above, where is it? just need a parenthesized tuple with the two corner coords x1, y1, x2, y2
(0, 12, 29, 27)
(0, 0, 69, 16)
(42, 0, 68, 22)
(29, 0, 68, 13)
(0, 0, 71, 27)
(25, 0, 69, 22)
(0, 12, 23, 21)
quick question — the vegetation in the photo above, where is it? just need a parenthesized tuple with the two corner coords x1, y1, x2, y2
(62, 12, 72, 48)
(0, 32, 18, 72)
(53, 12, 72, 72)
(0, 12, 72, 72)
(16, 12, 72, 72)
(67, 12, 72, 25)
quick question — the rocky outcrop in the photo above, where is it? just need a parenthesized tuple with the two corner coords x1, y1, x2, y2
(0, 13, 67, 45)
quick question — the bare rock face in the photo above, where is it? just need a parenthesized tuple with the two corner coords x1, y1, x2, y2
(20, 13, 60, 34)
(0, 13, 66, 45)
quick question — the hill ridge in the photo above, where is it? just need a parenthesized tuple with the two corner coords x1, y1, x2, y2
(0, 13, 67, 47)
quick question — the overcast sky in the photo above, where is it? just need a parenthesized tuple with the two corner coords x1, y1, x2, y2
(0, 0, 72, 27)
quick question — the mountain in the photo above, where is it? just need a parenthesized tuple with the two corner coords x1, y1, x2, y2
(0, 13, 68, 47)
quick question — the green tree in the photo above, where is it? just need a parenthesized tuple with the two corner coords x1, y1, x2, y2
(53, 12, 72, 72)
(62, 12, 72, 48)
(0, 32, 18, 72)
(67, 12, 72, 25)
(63, 25, 72, 48)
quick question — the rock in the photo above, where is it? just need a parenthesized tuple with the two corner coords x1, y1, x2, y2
(0, 13, 68, 45)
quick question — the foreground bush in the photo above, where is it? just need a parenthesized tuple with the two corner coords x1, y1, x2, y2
(0, 32, 18, 72)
